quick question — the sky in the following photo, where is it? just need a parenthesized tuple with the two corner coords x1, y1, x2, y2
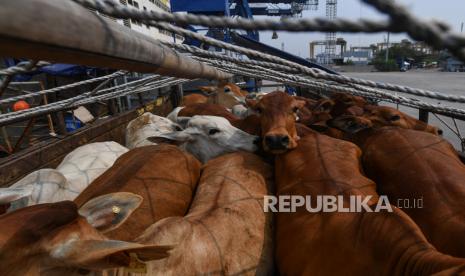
(258, 0, 465, 58)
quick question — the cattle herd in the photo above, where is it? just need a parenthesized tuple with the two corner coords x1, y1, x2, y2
(1, 83, 465, 275)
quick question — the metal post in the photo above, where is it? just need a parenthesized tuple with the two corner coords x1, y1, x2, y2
(419, 109, 429, 123)
(107, 99, 118, 116)
(170, 85, 183, 108)
(385, 32, 390, 63)
(48, 88, 67, 136)
(39, 81, 56, 135)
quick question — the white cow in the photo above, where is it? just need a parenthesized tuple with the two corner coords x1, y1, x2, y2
(126, 112, 182, 149)
(147, 115, 259, 163)
(0, 141, 128, 212)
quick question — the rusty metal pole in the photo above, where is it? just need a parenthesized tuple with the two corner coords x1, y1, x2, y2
(0, 0, 232, 81)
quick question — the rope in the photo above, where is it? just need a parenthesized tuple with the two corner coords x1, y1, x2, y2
(174, 42, 465, 110)
(0, 0, 463, 122)
(133, 19, 465, 104)
(0, 76, 161, 121)
(0, 61, 48, 97)
(73, 0, 465, 63)
(73, 0, 395, 32)
(0, 76, 187, 125)
(195, 56, 465, 118)
(0, 61, 49, 76)
(0, 71, 127, 105)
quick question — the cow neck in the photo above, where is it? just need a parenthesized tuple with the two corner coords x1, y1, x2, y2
(349, 127, 395, 150)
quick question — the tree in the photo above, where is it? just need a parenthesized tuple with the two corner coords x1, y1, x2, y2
(372, 43, 439, 71)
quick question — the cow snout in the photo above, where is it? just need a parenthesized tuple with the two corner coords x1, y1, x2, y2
(264, 135, 290, 150)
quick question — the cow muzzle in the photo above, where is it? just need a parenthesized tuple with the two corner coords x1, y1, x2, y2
(264, 134, 290, 152)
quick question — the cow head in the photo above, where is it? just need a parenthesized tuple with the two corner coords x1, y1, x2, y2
(327, 115, 374, 134)
(147, 116, 259, 163)
(224, 83, 248, 98)
(246, 91, 305, 154)
(363, 105, 442, 135)
(330, 92, 368, 117)
(0, 192, 171, 276)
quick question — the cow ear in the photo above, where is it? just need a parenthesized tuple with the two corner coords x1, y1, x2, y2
(294, 100, 306, 109)
(245, 98, 257, 108)
(78, 192, 142, 233)
(327, 116, 371, 134)
(314, 99, 334, 113)
(146, 129, 193, 144)
(51, 239, 172, 271)
(198, 86, 215, 94)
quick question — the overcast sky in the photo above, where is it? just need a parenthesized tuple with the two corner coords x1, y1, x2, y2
(258, 0, 465, 58)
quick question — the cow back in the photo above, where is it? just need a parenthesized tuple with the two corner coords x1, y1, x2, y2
(134, 152, 274, 276)
(274, 133, 465, 275)
(359, 127, 465, 257)
(74, 145, 201, 241)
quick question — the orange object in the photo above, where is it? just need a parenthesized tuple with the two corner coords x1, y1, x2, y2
(13, 100, 30, 111)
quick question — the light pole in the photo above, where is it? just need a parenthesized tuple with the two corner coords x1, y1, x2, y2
(385, 32, 390, 63)
(461, 22, 464, 33)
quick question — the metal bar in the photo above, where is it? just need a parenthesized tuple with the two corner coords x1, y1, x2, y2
(12, 118, 35, 153)
(0, 75, 13, 98)
(39, 81, 56, 136)
(107, 99, 118, 116)
(418, 109, 429, 123)
(0, 0, 232, 81)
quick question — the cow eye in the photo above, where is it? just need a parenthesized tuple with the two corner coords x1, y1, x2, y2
(347, 121, 357, 127)
(390, 115, 401, 121)
(292, 107, 299, 113)
(255, 107, 262, 114)
(208, 128, 221, 135)
(174, 125, 183, 131)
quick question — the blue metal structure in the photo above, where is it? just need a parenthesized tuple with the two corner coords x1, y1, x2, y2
(171, 0, 316, 41)
(171, 0, 230, 15)
(170, 0, 332, 92)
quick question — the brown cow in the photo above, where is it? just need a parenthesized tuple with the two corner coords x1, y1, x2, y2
(363, 105, 442, 135)
(246, 91, 305, 153)
(330, 92, 368, 117)
(274, 132, 465, 275)
(296, 98, 334, 126)
(199, 83, 246, 108)
(329, 117, 465, 257)
(176, 103, 239, 122)
(168, 98, 312, 142)
(224, 82, 248, 97)
(200, 82, 248, 98)
(110, 152, 274, 275)
(0, 193, 170, 276)
(182, 93, 209, 106)
(231, 113, 262, 136)
(74, 145, 201, 242)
